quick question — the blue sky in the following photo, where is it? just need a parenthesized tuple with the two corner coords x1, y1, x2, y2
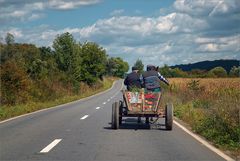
(0, 0, 239, 67)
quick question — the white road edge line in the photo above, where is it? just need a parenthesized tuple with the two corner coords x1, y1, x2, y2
(40, 139, 62, 153)
(173, 120, 234, 161)
(80, 115, 89, 120)
(96, 107, 101, 110)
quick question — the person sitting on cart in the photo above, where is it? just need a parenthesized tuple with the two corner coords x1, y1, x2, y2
(142, 65, 169, 92)
(124, 66, 142, 91)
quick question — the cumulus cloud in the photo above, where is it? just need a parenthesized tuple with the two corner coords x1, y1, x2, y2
(110, 9, 125, 16)
(1, 0, 239, 66)
(48, 0, 100, 10)
(0, 0, 101, 25)
(78, 12, 207, 43)
(174, 0, 240, 17)
(196, 35, 240, 52)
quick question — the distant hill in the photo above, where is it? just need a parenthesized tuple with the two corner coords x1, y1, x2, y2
(170, 59, 239, 72)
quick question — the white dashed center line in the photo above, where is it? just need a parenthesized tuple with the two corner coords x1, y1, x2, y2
(103, 102, 106, 104)
(107, 99, 110, 102)
(80, 115, 89, 120)
(96, 107, 101, 110)
(40, 139, 62, 153)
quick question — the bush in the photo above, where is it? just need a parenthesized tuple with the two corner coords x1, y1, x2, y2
(208, 67, 228, 78)
(164, 78, 240, 153)
(0, 60, 31, 105)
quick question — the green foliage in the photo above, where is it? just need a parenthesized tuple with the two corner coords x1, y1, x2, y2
(229, 66, 240, 77)
(28, 59, 48, 80)
(159, 64, 172, 77)
(53, 32, 80, 73)
(0, 60, 31, 105)
(80, 42, 108, 84)
(106, 57, 129, 78)
(171, 68, 188, 77)
(189, 69, 208, 78)
(0, 32, 129, 108)
(158, 65, 238, 78)
(5, 33, 15, 45)
(134, 59, 144, 73)
(158, 65, 188, 78)
(0, 77, 116, 121)
(39, 46, 53, 60)
(208, 67, 228, 78)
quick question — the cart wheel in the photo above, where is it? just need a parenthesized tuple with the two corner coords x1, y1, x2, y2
(146, 117, 149, 124)
(137, 117, 141, 123)
(165, 103, 173, 130)
(119, 101, 123, 125)
(112, 102, 119, 129)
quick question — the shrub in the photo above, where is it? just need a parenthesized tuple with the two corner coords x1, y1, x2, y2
(0, 60, 31, 105)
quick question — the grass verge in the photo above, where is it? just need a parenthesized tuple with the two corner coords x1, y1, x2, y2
(0, 77, 117, 121)
(162, 78, 240, 159)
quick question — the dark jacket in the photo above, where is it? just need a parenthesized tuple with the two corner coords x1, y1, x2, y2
(142, 70, 169, 90)
(124, 72, 142, 91)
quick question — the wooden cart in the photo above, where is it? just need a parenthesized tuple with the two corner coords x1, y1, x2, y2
(112, 90, 173, 130)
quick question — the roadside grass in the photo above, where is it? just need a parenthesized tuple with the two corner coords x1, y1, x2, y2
(0, 77, 116, 121)
(162, 78, 240, 158)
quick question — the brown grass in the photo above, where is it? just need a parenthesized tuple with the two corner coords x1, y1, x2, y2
(163, 78, 240, 159)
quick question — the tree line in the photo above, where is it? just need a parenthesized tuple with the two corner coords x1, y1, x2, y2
(133, 59, 239, 78)
(0, 32, 129, 105)
(158, 65, 239, 78)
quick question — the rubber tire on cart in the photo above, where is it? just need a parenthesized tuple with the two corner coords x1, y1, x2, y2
(112, 102, 119, 129)
(165, 103, 173, 130)
(146, 117, 149, 124)
(119, 101, 123, 125)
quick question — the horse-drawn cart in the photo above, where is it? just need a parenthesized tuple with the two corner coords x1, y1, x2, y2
(112, 90, 173, 130)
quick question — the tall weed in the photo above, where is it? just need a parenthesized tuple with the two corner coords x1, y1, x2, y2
(165, 78, 240, 156)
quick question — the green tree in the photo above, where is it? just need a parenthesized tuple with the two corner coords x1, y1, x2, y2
(1, 33, 17, 63)
(171, 68, 188, 77)
(5, 33, 15, 45)
(53, 32, 79, 71)
(189, 69, 208, 78)
(208, 67, 228, 78)
(229, 66, 240, 77)
(134, 59, 144, 73)
(106, 57, 117, 76)
(80, 42, 108, 84)
(159, 65, 172, 77)
(106, 57, 129, 78)
(39, 46, 53, 60)
(114, 57, 129, 78)
(53, 32, 82, 82)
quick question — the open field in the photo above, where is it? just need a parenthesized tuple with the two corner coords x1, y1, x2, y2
(162, 78, 240, 158)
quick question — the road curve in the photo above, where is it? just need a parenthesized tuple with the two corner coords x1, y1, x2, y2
(0, 80, 227, 161)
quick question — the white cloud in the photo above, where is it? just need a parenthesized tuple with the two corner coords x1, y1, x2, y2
(28, 13, 45, 21)
(8, 28, 23, 38)
(77, 12, 207, 44)
(48, 0, 100, 10)
(174, 0, 240, 17)
(196, 35, 240, 52)
(0, 0, 101, 25)
(110, 9, 124, 16)
(1, 0, 239, 66)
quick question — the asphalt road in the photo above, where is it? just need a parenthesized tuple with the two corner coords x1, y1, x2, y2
(0, 80, 227, 161)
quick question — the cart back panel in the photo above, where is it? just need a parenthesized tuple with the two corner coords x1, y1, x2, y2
(123, 91, 161, 113)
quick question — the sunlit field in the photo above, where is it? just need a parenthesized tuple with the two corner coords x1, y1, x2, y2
(163, 78, 240, 157)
